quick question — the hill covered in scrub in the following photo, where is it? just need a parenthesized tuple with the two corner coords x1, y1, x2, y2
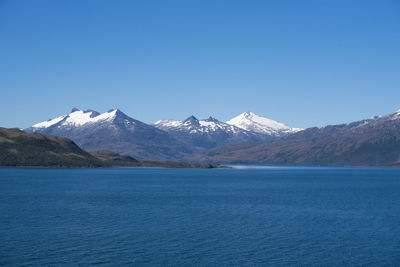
(0, 127, 103, 167)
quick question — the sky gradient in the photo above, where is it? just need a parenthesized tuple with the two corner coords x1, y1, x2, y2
(0, 0, 399, 128)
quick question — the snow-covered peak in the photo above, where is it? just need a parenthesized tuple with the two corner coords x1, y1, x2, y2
(226, 111, 302, 136)
(31, 108, 120, 129)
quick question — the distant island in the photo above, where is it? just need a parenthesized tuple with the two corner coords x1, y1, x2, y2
(0, 128, 219, 168)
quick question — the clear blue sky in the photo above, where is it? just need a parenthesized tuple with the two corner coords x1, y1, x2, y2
(0, 0, 399, 129)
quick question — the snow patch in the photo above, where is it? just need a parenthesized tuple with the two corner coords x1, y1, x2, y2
(32, 115, 66, 128)
(62, 109, 117, 126)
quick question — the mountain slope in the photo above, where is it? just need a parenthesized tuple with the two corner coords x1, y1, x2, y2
(226, 112, 303, 136)
(187, 110, 400, 166)
(0, 127, 103, 167)
(26, 109, 192, 161)
(155, 115, 271, 151)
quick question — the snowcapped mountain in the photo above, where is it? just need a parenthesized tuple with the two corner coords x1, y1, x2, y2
(226, 111, 303, 136)
(31, 108, 117, 129)
(155, 115, 247, 135)
(154, 115, 271, 150)
(26, 108, 192, 161)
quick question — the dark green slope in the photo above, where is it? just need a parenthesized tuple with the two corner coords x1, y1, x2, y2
(0, 128, 103, 167)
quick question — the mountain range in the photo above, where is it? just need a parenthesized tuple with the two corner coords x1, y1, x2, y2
(26, 109, 297, 160)
(24, 108, 400, 166)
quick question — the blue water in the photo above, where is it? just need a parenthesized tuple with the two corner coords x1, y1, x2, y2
(0, 167, 399, 266)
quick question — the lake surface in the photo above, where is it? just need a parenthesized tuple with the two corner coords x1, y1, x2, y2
(0, 167, 399, 266)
